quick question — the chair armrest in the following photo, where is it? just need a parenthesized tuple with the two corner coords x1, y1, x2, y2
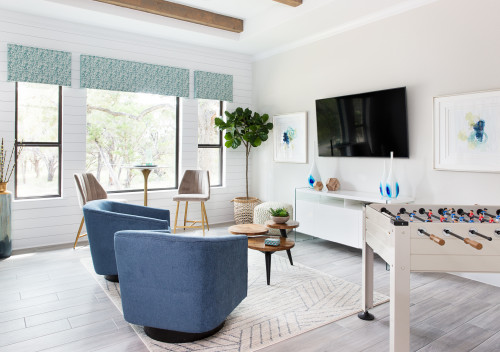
(83, 208, 169, 230)
(109, 202, 170, 222)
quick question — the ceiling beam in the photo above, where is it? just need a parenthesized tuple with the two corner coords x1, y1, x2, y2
(91, 0, 244, 33)
(272, 0, 303, 7)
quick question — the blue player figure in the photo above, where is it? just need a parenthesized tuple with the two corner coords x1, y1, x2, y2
(395, 213, 402, 221)
(409, 211, 415, 222)
(496, 214, 500, 223)
(459, 214, 465, 223)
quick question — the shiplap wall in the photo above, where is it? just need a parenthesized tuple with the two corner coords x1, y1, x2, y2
(0, 10, 252, 250)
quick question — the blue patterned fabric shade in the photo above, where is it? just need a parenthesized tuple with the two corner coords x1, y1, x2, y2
(7, 44, 72, 86)
(80, 55, 189, 97)
(194, 70, 233, 102)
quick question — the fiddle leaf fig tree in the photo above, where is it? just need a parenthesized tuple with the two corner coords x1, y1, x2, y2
(214, 107, 273, 199)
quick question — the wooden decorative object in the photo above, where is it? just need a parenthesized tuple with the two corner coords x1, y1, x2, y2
(326, 178, 340, 191)
(313, 181, 323, 191)
(92, 0, 244, 33)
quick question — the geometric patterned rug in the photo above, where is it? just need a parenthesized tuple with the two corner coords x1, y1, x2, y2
(82, 251, 388, 352)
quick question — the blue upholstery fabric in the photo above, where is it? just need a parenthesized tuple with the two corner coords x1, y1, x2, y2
(83, 200, 170, 276)
(114, 231, 248, 333)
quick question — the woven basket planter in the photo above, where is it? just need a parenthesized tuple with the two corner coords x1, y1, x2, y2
(231, 197, 261, 224)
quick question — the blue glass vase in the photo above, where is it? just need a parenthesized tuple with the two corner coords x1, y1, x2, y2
(385, 152, 399, 199)
(308, 157, 321, 188)
(0, 184, 12, 258)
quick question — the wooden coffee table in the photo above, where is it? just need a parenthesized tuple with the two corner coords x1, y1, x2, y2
(247, 237, 295, 285)
(264, 220, 299, 266)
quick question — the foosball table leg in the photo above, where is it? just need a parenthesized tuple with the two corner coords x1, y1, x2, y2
(390, 228, 411, 352)
(359, 241, 375, 320)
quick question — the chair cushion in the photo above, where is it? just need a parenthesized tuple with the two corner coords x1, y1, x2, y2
(173, 194, 210, 202)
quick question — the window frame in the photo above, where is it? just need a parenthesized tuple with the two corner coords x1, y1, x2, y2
(14, 82, 63, 200)
(95, 96, 180, 194)
(197, 100, 224, 187)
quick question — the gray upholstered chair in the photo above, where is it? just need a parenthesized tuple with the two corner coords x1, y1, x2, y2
(73, 173, 126, 248)
(173, 170, 210, 234)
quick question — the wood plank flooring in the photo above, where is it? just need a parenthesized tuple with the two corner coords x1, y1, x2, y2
(1, 226, 499, 351)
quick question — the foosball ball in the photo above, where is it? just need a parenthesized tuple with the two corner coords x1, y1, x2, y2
(359, 204, 500, 352)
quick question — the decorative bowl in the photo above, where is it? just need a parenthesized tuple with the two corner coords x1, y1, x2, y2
(271, 216, 289, 224)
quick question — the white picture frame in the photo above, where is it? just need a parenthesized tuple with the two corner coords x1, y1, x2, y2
(273, 112, 308, 163)
(434, 89, 500, 172)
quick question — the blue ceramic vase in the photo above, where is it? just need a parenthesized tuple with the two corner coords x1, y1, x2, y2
(0, 184, 12, 258)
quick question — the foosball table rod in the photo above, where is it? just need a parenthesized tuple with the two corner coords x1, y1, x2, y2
(417, 228, 445, 245)
(443, 229, 483, 250)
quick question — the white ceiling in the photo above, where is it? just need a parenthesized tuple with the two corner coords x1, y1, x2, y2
(0, 0, 438, 59)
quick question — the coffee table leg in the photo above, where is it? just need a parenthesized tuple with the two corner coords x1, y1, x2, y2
(286, 250, 294, 266)
(265, 252, 272, 285)
(280, 229, 294, 265)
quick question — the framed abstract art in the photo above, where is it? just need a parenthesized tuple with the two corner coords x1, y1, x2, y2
(273, 112, 307, 163)
(434, 89, 500, 172)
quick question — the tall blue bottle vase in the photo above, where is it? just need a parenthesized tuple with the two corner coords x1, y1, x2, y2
(0, 184, 12, 258)
(385, 152, 399, 199)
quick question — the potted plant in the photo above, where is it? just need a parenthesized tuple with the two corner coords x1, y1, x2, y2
(215, 107, 273, 224)
(0, 138, 21, 258)
(269, 207, 290, 224)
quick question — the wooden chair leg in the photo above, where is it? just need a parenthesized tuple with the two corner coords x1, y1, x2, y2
(202, 202, 209, 231)
(201, 202, 205, 236)
(184, 201, 189, 230)
(73, 216, 85, 249)
(173, 201, 180, 234)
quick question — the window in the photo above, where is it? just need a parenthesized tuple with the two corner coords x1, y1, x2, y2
(197, 99, 224, 187)
(86, 89, 179, 192)
(15, 82, 62, 199)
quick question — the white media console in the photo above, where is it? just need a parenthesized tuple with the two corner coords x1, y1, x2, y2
(294, 187, 413, 248)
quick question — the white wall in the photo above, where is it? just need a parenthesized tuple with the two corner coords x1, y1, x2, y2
(252, 0, 500, 285)
(0, 10, 252, 250)
(253, 0, 500, 206)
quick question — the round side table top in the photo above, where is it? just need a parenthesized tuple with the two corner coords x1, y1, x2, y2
(264, 220, 300, 230)
(228, 223, 269, 236)
(247, 237, 295, 252)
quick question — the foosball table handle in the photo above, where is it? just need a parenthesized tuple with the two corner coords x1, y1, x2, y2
(429, 234, 445, 246)
(464, 238, 483, 250)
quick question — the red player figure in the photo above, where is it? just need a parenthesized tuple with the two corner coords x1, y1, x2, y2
(469, 210, 474, 218)
(440, 215, 445, 222)
(489, 217, 495, 223)
(479, 213, 484, 222)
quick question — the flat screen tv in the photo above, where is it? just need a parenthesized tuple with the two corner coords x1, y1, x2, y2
(315, 87, 409, 157)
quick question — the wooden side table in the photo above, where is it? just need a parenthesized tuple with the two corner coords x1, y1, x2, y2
(228, 224, 269, 237)
(264, 220, 299, 265)
(248, 237, 295, 285)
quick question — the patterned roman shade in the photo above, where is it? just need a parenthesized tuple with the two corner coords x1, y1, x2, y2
(80, 55, 189, 97)
(194, 71, 233, 102)
(7, 44, 72, 86)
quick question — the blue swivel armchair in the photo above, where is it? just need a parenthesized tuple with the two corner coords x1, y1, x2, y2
(83, 200, 170, 282)
(114, 230, 248, 343)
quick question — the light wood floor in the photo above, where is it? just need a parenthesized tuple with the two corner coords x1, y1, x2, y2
(1, 225, 499, 351)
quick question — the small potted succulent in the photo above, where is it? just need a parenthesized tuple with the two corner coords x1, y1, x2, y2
(269, 207, 290, 224)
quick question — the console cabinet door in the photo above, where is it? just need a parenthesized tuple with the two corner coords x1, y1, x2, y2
(295, 199, 316, 236)
(316, 206, 362, 248)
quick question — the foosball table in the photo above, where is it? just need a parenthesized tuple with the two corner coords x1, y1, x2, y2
(359, 204, 500, 352)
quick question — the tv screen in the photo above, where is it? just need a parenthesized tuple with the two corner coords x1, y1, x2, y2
(315, 87, 409, 157)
